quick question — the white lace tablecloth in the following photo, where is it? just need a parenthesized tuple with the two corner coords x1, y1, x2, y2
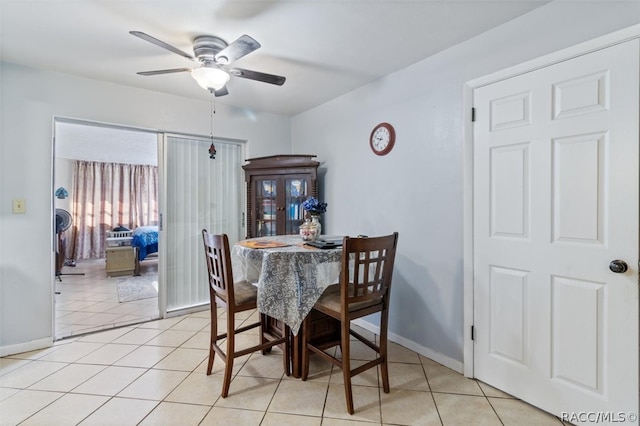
(231, 235, 342, 334)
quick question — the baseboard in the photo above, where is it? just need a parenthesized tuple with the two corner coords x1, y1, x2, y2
(0, 337, 53, 358)
(352, 318, 464, 374)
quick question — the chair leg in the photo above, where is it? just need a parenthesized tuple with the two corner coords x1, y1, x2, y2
(379, 310, 390, 394)
(341, 320, 355, 415)
(260, 313, 271, 354)
(221, 312, 235, 398)
(207, 303, 218, 375)
(283, 325, 291, 376)
(259, 314, 290, 375)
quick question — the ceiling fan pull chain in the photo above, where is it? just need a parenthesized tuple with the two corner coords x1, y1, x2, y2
(210, 91, 214, 139)
(208, 91, 217, 159)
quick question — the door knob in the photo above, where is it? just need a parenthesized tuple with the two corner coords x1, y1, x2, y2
(609, 259, 628, 273)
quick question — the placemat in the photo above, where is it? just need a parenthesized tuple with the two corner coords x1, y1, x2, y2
(238, 239, 290, 249)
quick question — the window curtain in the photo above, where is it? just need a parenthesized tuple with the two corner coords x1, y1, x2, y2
(70, 160, 158, 260)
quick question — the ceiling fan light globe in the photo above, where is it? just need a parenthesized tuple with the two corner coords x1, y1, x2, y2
(191, 67, 230, 91)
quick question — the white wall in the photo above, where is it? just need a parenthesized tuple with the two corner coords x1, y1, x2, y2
(0, 63, 291, 353)
(292, 1, 640, 367)
(56, 122, 159, 166)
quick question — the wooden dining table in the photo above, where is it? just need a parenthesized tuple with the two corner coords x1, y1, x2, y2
(231, 235, 343, 376)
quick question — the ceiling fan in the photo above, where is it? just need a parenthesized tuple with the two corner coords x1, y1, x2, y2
(130, 31, 286, 96)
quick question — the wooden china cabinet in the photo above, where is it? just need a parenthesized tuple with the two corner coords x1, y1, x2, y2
(243, 154, 319, 238)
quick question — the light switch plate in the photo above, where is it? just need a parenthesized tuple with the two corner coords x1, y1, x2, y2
(12, 198, 26, 214)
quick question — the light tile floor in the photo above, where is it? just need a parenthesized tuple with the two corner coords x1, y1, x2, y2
(1, 308, 569, 425)
(55, 259, 160, 339)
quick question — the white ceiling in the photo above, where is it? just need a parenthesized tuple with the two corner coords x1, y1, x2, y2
(0, 0, 548, 116)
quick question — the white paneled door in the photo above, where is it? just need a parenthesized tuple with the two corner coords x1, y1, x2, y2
(473, 40, 639, 422)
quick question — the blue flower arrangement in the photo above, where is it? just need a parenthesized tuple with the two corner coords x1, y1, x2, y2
(302, 196, 327, 215)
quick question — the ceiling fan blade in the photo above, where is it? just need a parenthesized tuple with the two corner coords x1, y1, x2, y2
(230, 68, 286, 86)
(215, 34, 260, 64)
(130, 31, 195, 61)
(213, 86, 229, 97)
(137, 68, 192, 76)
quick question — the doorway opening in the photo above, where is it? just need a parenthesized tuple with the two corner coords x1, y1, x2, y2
(53, 118, 161, 340)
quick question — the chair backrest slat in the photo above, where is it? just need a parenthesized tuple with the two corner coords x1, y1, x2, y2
(202, 230, 234, 306)
(341, 232, 398, 304)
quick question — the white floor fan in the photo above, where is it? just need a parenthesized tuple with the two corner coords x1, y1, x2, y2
(55, 208, 84, 282)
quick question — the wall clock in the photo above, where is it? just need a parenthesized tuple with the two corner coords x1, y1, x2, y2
(369, 122, 395, 156)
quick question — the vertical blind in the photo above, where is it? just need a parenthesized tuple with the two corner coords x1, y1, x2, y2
(164, 136, 243, 313)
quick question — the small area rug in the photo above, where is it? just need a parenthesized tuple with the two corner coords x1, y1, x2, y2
(117, 273, 158, 303)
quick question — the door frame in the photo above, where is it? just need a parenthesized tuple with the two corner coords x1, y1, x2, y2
(462, 23, 640, 378)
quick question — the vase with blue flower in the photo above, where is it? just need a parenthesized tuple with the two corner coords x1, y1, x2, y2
(300, 196, 327, 242)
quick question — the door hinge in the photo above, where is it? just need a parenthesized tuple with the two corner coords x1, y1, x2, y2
(159, 213, 163, 231)
(471, 325, 475, 341)
(471, 108, 476, 122)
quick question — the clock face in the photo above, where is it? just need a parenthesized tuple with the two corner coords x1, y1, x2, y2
(370, 123, 395, 156)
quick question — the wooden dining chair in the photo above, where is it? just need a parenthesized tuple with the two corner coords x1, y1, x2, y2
(301, 232, 399, 414)
(202, 230, 290, 397)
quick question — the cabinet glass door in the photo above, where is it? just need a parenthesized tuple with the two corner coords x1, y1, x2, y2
(256, 178, 277, 236)
(285, 177, 308, 234)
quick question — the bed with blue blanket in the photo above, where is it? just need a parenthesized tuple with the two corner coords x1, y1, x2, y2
(132, 226, 159, 261)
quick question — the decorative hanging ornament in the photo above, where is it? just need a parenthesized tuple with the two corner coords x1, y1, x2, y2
(209, 143, 217, 159)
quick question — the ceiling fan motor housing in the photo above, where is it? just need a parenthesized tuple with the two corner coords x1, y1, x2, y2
(193, 35, 228, 63)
